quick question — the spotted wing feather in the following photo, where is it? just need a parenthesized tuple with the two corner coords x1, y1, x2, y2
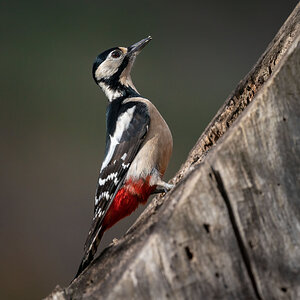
(75, 101, 149, 277)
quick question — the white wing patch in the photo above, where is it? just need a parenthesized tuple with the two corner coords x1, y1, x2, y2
(100, 106, 136, 171)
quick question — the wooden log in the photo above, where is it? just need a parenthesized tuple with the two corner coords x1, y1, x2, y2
(45, 3, 300, 299)
(208, 36, 300, 299)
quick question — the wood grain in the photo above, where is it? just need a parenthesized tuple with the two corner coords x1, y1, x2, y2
(209, 36, 300, 299)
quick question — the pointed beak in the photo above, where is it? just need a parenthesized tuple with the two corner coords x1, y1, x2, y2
(127, 36, 152, 56)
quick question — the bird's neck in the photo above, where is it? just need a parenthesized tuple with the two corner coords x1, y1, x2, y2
(99, 77, 139, 102)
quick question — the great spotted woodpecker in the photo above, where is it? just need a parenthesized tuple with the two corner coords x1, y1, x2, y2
(75, 36, 173, 278)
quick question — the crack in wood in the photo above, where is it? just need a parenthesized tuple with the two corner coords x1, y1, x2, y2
(184, 246, 194, 261)
(211, 167, 262, 300)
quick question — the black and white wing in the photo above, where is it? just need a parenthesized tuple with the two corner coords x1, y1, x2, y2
(75, 100, 149, 277)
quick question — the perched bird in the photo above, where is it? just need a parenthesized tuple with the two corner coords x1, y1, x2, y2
(75, 36, 173, 278)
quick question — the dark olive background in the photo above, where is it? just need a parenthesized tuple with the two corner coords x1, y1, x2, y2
(0, 1, 297, 299)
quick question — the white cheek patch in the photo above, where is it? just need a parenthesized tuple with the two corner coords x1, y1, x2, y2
(100, 106, 136, 171)
(95, 60, 120, 80)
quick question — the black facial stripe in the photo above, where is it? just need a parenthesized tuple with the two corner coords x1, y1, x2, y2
(97, 55, 130, 88)
(92, 47, 119, 83)
(111, 55, 130, 81)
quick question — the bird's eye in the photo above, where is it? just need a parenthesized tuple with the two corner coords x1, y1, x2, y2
(111, 50, 122, 59)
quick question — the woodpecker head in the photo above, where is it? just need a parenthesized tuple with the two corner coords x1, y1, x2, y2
(92, 36, 152, 101)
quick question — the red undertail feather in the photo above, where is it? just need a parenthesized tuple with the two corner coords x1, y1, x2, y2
(102, 176, 155, 231)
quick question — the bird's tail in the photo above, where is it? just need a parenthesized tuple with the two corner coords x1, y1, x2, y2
(74, 227, 104, 279)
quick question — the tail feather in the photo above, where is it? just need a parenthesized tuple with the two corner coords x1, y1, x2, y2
(74, 229, 104, 279)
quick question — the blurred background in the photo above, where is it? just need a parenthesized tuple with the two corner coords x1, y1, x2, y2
(0, 0, 297, 299)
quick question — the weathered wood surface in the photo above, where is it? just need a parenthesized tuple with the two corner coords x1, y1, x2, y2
(46, 4, 300, 300)
(207, 36, 300, 299)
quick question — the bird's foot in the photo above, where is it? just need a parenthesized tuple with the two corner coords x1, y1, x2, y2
(152, 182, 174, 194)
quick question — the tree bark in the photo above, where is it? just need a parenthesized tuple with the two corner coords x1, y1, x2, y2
(46, 3, 300, 300)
